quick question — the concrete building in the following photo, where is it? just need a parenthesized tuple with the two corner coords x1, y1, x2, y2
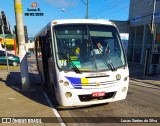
(111, 20, 129, 54)
(111, 20, 129, 33)
(128, 0, 160, 74)
(0, 10, 16, 55)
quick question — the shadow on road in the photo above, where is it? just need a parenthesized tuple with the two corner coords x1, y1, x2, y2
(57, 102, 109, 111)
(4, 71, 50, 108)
(0, 77, 6, 83)
(3, 72, 110, 110)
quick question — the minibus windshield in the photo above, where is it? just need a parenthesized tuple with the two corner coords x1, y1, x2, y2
(54, 24, 126, 72)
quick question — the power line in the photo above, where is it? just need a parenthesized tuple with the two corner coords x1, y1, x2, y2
(95, 0, 146, 19)
(60, 0, 78, 19)
(90, 1, 126, 15)
(80, 0, 86, 5)
(89, 0, 128, 17)
(67, 0, 75, 12)
(97, 5, 129, 19)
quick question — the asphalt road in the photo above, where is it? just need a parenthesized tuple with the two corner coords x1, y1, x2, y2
(27, 57, 160, 126)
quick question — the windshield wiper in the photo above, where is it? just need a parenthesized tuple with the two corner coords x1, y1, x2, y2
(104, 54, 116, 71)
(58, 51, 81, 73)
(97, 48, 117, 71)
(86, 24, 116, 71)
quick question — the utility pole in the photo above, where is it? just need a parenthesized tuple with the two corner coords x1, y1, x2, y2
(86, 0, 89, 19)
(151, 0, 156, 36)
(0, 10, 10, 75)
(151, 0, 156, 51)
(14, 0, 30, 90)
(149, 0, 157, 74)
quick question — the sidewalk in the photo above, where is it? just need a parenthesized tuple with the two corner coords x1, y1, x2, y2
(128, 63, 160, 86)
(0, 68, 60, 125)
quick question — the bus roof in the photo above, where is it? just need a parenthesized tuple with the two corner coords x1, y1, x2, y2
(51, 19, 115, 26)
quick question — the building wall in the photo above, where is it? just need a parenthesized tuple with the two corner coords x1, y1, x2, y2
(128, 0, 160, 74)
(0, 10, 16, 55)
(111, 20, 129, 33)
(129, 0, 160, 26)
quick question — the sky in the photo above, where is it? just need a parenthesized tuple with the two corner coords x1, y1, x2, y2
(0, 0, 130, 37)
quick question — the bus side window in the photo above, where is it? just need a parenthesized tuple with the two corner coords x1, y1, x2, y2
(46, 38, 52, 58)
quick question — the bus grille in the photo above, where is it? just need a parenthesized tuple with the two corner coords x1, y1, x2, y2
(78, 92, 116, 102)
(65, 76, 119, 89)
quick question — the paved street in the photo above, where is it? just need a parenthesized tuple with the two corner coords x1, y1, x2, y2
(0, 55, 160, 126)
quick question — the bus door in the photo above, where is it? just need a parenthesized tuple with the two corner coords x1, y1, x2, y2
(39, 36, 50, 88)
(35, 38, 39, 72)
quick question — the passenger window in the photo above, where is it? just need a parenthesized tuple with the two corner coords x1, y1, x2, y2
(46, 39, 52, 58)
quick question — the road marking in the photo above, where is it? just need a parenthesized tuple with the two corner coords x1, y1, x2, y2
(43, 91, 66, 126)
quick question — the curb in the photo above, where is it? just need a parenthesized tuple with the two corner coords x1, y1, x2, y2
(130, 78, 160, 87)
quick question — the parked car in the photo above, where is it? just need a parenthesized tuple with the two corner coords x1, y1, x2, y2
(27, 52, 31, 58)
(0, 50, 20, 66)
(28, 48, 35, 54)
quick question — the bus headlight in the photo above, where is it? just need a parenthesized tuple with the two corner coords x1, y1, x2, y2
(59, 80, 63, 83)
(64, 81, 69, 86)
(122, 87, 127, 92)
(65, 92, 72, 98)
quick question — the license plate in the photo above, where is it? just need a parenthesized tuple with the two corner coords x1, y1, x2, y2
(92, 92, 105, 97)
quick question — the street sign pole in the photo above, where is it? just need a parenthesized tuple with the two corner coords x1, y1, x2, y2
(14, 0, 30, 90)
